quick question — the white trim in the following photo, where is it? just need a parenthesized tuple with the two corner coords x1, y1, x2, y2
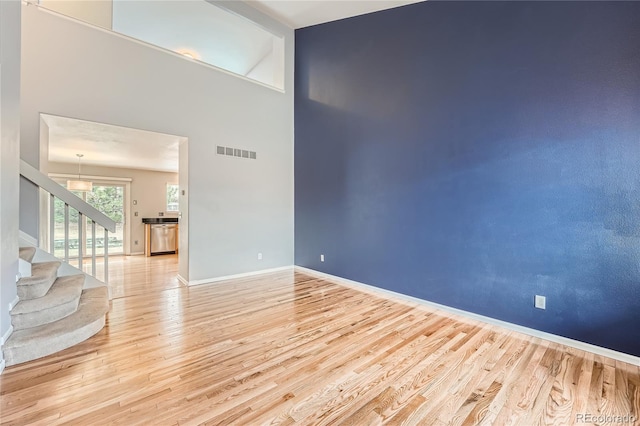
(129, 252, 145, 256)
(0, 359, 5, 375)
(187, 266, 293, 286)
(177, 274, 188, 286)
(48, 173, 133, 182)
(9, 295, 20, 311)
(122, 181, 132, 256)
(19, 230, 38, 246)
(0, 325, 14, 346)
(295, 266, 640, 367)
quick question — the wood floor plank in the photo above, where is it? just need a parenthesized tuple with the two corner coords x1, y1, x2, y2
(568, 351, 595, 425)
(1, 256, 639, 425)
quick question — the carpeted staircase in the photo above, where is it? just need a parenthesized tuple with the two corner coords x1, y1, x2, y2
(2, 247, 109, 366)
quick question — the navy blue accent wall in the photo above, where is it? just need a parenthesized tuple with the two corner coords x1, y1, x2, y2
(295, 1, 640, 356)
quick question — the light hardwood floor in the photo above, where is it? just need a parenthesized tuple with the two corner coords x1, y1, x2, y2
(1, 256, 639, 425)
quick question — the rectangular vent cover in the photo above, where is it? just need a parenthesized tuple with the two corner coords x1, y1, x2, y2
(217, 145, 257, 160)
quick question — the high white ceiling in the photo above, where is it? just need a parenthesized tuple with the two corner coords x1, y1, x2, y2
(249, 0, 425, 29)
(43, 114, 182, 173)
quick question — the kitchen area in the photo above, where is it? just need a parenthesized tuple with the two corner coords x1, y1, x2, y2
(143, 217, 179, 256)
(44, 114, 188, 286)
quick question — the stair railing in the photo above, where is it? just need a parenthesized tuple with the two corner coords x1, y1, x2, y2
(20, 160, 116, 284)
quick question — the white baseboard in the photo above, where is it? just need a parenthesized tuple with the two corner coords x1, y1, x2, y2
(1, 325, 14, 347)
(18, 230, 38, 246)
(187, 266, 293, 286)
(177, 274, 188, 286)
(0, 298, 15, 375)
(18, 258, 32, 279)
(9, 295, 20, 311)
(129, 252, 145, 256)
(295, 266, 640, 367)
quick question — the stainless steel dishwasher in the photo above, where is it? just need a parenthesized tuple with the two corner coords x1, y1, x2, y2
(150, 224, 177, 255)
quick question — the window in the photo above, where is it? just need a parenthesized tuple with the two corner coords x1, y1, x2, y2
(112, 0, 285, 90)
(52, 181, 126, 258)
(38, 0, 285, 90)
(167, 184, 179, 212)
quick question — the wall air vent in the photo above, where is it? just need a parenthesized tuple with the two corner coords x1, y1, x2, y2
(217, 146, 257, 160)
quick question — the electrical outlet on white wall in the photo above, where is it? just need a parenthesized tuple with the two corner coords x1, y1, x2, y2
(258, 252, 263, 260)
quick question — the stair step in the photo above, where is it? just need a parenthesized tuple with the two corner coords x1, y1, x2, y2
(3, 286, 109, 366)
(17, 261, 60, 299)
(19, 247, 36, 263)
(11, 275, 85, 330)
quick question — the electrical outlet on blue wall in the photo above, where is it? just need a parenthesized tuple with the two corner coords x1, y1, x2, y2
(294, 0, 640, 357)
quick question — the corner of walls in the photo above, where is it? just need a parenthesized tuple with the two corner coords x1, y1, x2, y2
(296, 266, 640, 367)
(294, 1, 640, 357)
(22, 2, 294, 284)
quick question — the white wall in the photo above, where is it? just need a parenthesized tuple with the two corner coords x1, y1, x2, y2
(0, 0, 22, 367)
(246, 36, 285, 90)
(178, 139, 189, 280)
(39, 0, 112, 29)
(20, 2, 294, 282)
(48, 162, 178, 255)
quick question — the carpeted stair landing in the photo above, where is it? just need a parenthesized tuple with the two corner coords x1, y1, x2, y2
(2, 248, 109, 366)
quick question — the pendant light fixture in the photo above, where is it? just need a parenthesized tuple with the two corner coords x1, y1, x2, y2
(67, 154, 93, 192)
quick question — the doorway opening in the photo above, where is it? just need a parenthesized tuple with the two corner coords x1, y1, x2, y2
(38, 113, 189, 287)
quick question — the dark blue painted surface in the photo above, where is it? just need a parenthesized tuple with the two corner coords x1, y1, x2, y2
(294, 1, 640, 356)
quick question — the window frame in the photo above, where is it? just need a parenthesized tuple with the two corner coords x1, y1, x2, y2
(166, 183, 179, 212)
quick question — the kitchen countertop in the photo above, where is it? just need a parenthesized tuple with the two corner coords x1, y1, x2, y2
(142, 217, 179, 224)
